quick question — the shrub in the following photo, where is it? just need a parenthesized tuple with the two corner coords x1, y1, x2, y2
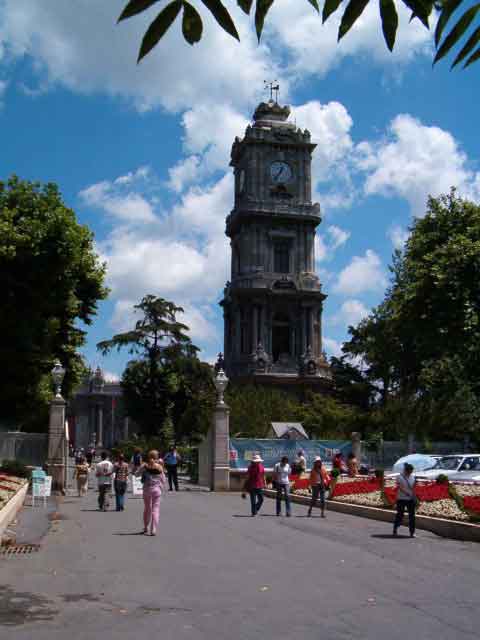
(0, 459, 30, 478)
(330, 468, 341, 479)
(436, 474, 449, 485)
(374, 469, 385, 480)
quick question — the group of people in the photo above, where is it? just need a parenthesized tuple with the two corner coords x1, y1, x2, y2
(242, 451, 418, 536)
(243, 452, 331, 518)
(72, 445, 182, 536)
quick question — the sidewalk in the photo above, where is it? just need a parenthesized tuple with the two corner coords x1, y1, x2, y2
(1, 482, 479, 640)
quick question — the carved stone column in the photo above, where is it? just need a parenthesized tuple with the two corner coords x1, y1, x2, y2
(97, 405, 104, 449)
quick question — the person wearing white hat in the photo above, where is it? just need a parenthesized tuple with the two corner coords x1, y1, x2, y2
(243, 454, 266, 516)
(308, 457, 330, 518)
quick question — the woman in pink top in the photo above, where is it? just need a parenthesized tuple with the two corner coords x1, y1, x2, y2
(139, 450, 167, 536)
(244, 454, 265, 516)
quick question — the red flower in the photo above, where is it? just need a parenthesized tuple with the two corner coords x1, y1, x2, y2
(331, 479, 380, 498)
(383, 486, 398, 505)
(463, 496, 480, 514)
(415, 483, 450, 502)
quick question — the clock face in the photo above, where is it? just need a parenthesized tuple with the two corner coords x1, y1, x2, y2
(270, 161, 292, 184)
(239, 168, 245, 193)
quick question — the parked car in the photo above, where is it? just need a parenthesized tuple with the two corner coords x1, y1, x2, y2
(385, 454, 439, 477)
(448, 459, 480, 482)
(415, 454, 480, 480)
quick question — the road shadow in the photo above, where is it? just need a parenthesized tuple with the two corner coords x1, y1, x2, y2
(112, 531, 148, 536)
(232, 514, 254, 518)
(371, 534, 411, 539)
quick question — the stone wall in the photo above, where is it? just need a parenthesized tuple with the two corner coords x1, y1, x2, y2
(0, 432, 48, 467)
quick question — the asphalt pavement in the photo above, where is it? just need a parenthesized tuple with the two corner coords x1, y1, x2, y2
(1, 483, 479, 639)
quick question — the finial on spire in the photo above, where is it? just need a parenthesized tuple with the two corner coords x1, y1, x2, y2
(264, 80, 279, 103)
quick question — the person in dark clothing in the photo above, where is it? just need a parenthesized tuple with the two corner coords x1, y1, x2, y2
(393, 462, 417, 537)
(164, 446, 181, 491)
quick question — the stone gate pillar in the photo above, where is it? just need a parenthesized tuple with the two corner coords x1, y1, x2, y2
(211, 369, 230, 491)
(47, 361, 66, 493)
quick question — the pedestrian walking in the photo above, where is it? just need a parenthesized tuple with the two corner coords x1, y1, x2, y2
(346, 452, 359, 477)
(393, 462, 417, 537)
(164, 445, 181, 491)
(130, 447, 143, 474)
(95, 452, 114, 511)
(274, 456, 292, 516)
(242, 454, 265, 516)
(333, 452, 347, 474)
(295, 449, 307, 476)
(113, 453, 129, 512)
(139, 450, 167, 536)
(308, 457, 330, 518)
(73, 456, 90, 497)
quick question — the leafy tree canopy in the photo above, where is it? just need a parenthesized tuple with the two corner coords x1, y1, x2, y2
(0, 176, 108, 429)
(119, 0, 480, 70)
(342, 190, 480, 442)
(98, 295, 214, 442)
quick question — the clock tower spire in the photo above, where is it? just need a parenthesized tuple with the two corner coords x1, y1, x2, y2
(221, 99, 331, 390)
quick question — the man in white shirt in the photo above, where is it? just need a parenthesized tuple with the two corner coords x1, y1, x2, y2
(393, 463, 416, 537)
(95, 452, 114, 511)
(274, 456, 292, 517)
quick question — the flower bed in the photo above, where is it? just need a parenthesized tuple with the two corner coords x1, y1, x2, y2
(292, 478, 480, 524)
(331, 478, 381, 498)
(0, 475, 27, 510)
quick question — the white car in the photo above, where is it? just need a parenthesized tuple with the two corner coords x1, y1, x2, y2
(415, 454, 480, 480)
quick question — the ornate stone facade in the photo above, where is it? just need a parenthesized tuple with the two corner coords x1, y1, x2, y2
(221, 100, 331, 389)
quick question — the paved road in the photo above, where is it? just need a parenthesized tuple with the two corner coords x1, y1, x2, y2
(1, 486, 479, 639)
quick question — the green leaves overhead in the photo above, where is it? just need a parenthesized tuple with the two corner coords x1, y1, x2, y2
(338, 0, 370, 41)
(182, 2, 203, 44)
(237, 0, 254, 14)
(379, 0, 399, 51)
(201, 0, 240, 41)
(118, 0, 480, 69)
(322, 0, 343, 23)
(434, 0, 463, 46)
(137, 0, 183, 62)
(255, 1, 275, 41)
(434, 3, 480, 68)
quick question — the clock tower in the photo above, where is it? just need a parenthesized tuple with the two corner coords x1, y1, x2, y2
(221, 99, 331, 389)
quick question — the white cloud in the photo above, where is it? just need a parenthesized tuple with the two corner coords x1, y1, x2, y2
(334, 250, 387, 296)
(323, 337, 343, 358)
(315, 225, 350, 263)
(0, 0, 274, 113)
(359, 114, 480, 214)
(387, 225, 409, 249)
(167, 104, 249, 192)
(330, 299, 369, 328)
(79, 177, 156, 224)
(267, 3, 432, 77)
(327, 225, 350, 249)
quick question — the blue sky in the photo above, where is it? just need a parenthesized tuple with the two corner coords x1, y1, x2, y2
(1, 1, 479, 380)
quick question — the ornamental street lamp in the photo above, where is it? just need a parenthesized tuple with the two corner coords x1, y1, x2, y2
(214, 368, 228, 405)
(51, 360, 66, 398)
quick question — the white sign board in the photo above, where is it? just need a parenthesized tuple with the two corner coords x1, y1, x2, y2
(132, 475, 143, 496)
(32, 476, 52, 497)
(32, 476, 52, 506)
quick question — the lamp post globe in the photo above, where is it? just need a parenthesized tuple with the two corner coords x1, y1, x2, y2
(51, 360, 66, 398)
(214, 368, 229, 405)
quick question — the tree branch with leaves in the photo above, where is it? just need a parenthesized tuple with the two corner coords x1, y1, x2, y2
(117, 0, 480, 70)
